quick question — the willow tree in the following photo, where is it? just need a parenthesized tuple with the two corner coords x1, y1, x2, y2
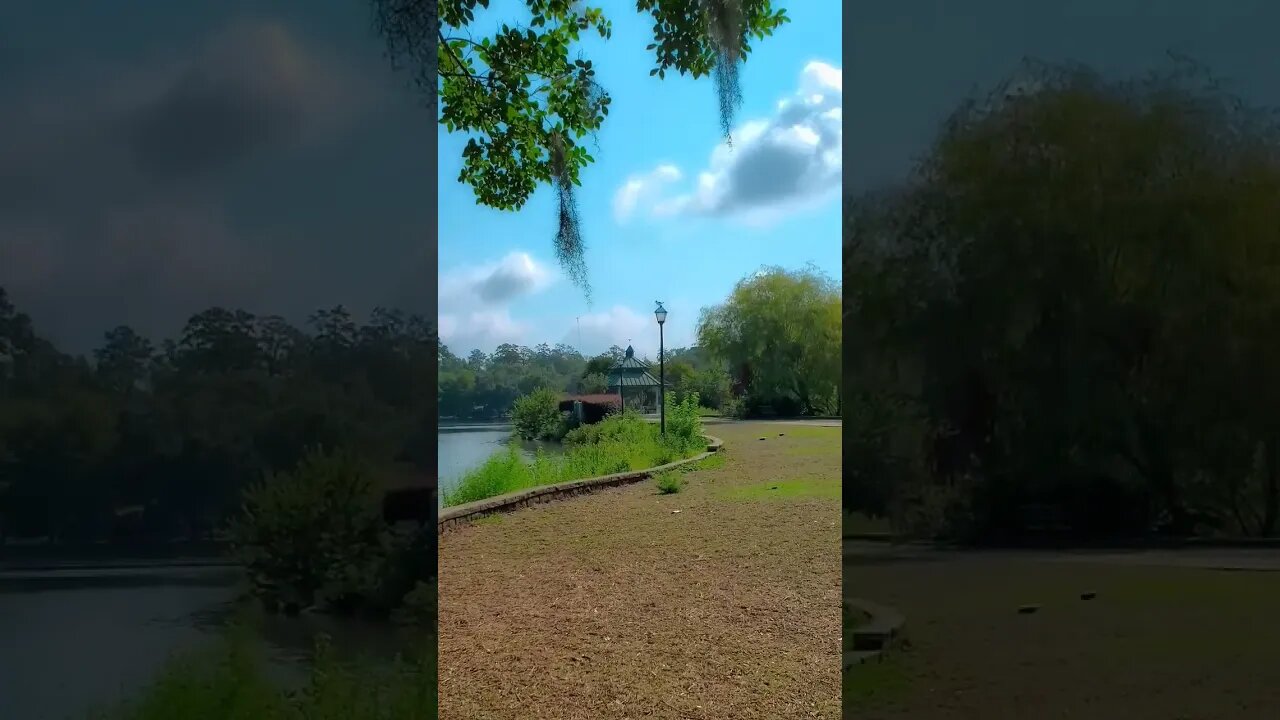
(371, 0, 790, 297)
(846, 57, 1280, 539)
(697, 265, 841, 416)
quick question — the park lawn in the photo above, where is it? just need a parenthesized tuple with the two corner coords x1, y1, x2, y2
(438, 422, 842, 720)
(845, 552, 1280, 719)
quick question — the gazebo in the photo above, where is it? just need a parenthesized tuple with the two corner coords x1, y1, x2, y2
(607, 345, 667, 412)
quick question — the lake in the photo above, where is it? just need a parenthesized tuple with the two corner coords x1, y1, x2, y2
(0, 560, 419, 719)
(437, 423, 564, 504)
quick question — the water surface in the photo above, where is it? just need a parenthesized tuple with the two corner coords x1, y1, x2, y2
(0, 562, 413, 720)
(437, 424, 564, 503)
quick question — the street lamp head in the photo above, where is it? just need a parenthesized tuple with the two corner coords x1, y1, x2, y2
(654, 301, 667, 325)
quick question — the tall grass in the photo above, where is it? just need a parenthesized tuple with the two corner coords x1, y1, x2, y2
(443, 400, 705, 507)
(96, 627, 437, 720)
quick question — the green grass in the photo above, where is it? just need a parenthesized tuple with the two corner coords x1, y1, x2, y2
(696, 406, 720, 416)
(443, 413, 705, 507)
(843, 654, 911, 707)
(770, 425, 839, 440)
(95, 627, 437, 720)
(717, 477, 840, 502)
(690, 451, 726, 471)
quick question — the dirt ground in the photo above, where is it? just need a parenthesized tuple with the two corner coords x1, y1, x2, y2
(846, 547, 1280, 720)
(438, 423, 842, 720)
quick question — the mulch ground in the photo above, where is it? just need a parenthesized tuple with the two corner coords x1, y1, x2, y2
(438, 423, 842, 720)
(846, 549, 1280, 720)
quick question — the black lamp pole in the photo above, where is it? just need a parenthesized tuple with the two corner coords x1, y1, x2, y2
(656, 302, 667, 435)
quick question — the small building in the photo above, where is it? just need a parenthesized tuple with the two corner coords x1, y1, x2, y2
(558, 393, 622, 424)
(606, 345, 669, 413)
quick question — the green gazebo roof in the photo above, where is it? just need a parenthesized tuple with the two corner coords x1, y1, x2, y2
(609, 371, 663, 388)
(607, 345, 668, 389)
(612, 345, 650, 370)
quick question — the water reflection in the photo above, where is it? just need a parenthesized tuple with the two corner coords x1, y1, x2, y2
(437, 423, 565, 503)
(0, 561, 421, 719)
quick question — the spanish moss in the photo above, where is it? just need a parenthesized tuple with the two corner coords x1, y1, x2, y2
(713, 49, 744, 144)
(550, 134, 591, 301)
(704, 0, 745, 144)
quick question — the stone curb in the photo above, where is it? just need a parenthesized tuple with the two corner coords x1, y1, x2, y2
(438, 434, 724, 533)
(843, 598, 906, 669)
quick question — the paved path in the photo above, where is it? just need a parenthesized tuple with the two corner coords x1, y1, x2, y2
(845, 539, 1280, 572)
(704, 417, 842, 428)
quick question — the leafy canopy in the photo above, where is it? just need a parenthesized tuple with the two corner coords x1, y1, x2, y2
(697, 265, 841, 415)
(372, 0, 790, 294)
(845, 58, 1280, 539)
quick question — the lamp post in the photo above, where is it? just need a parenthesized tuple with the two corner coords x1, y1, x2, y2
(655, 302, 667, 435)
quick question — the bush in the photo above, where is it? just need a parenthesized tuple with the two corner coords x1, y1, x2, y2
(692, 368, 732, 410)
(663, 392, 704, 454)
(511, 388, 566, 440)
(655, 471, 683, 494)
(579, 372, 609, 394)
(722, 395, 749, 419)
(230, 449, 387, 613)
(391, 579, 437, 628)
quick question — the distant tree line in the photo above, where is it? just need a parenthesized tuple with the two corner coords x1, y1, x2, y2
(439, 266, 842, 423)
(846, 59, 1280, 541)
(0, 290, 435, 545)
(437, 342, 734, 421)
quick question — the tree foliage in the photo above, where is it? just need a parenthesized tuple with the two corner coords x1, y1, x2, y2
(697, 265, 841, 416)
(845, 58, 1280, 540)
(0, 295, 437, 545)
(510, 387, 566, 440)
(372, 0, 790, 292)
(438, 340, 732, 419)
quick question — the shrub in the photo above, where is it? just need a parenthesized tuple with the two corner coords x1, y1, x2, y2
(663, 392, 704, 453)
(655, 471, 683, 494)
(391, 579, 437, 628)
(579, 372, 609, 394)
(373, 526, 437, 616)
(229, 449, 388, 613)
(564, 409, 639, 443)
(511, 388, 565, 440)
(722, 395, 749, 419)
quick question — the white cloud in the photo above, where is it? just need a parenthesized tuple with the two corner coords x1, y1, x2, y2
(438, 251, 555, 352)
(570, 305, 655, 358)
(564, 304, 695, 360)
(617, 60, 842, 225)
(612, 163, 682, 223)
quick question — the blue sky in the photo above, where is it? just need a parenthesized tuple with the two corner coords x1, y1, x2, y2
(437, 4, 842, 360)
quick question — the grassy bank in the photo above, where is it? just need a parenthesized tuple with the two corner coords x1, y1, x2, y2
(443, 406, 705, 507)
(96, 625, 437, 720)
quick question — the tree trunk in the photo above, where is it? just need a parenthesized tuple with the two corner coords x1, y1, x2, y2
(795, 378, 811, 416)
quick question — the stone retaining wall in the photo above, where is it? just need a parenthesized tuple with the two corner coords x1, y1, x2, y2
(438, 435, 724, 533)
